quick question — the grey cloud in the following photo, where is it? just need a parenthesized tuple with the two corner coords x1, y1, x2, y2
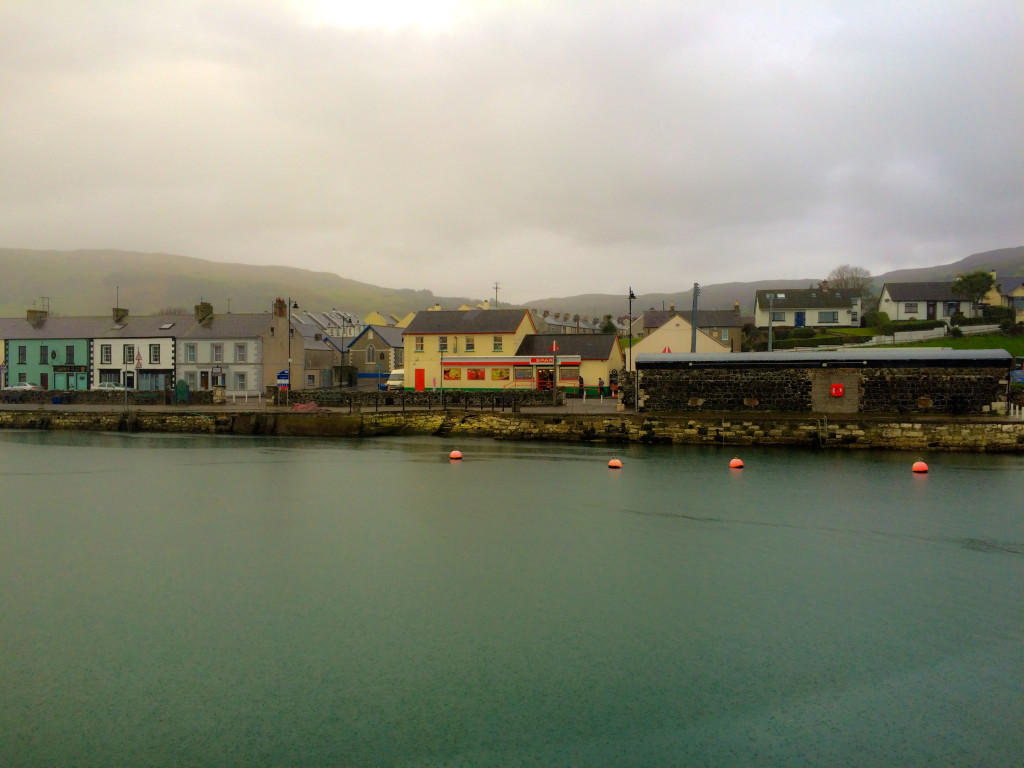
(1, 0, 1020, 302)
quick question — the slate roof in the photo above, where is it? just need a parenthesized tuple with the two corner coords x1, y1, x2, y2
(352, 324, 405, 348)
(516, 334, 620, 360)
(404, 309, 533, 335)
(637, 348, 1012, 369)
(642, 309, 751, 330)
(0, 313, 277, 341)
(881, 282, 961, 301)
(678, 310, 754, 327)
(754, 289, 858, 310)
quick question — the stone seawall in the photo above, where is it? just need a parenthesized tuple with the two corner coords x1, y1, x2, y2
(3, 408, 1024, 452)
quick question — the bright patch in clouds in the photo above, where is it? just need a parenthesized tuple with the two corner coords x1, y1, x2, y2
(305, 0, 458, 29)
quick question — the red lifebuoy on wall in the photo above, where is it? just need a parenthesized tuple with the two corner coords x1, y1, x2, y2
(830, 383, 844, 397)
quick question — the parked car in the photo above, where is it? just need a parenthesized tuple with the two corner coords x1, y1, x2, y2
(3, 382, 40, 391)
(384, 369, 405, 392)
(91, 382, 128, 391)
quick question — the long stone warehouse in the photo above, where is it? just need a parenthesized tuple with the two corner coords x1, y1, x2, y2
(634, 348, 1013, 415)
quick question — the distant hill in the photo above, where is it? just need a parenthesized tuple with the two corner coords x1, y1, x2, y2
(1, 245, 1021, 322)
(0, 248, 478, 318)
(525, 246, 1024, 319)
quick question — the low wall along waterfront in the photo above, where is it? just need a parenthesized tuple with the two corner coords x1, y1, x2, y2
(2, 408, 1024, 452)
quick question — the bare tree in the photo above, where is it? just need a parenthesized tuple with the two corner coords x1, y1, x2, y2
(826, 264, 873, 296)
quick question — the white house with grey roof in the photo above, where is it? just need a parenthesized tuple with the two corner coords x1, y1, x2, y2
(754, 283, 862, 328)
(876, 282, 978, 322)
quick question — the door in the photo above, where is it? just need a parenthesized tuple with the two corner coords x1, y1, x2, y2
(200, 371, 210, 389)
(124, 371, 135, 389)
(537, 368, 553, 391)
(414, 368, 425, 392)
(795, 311, 806, 328)
(927, 302, 936, 320)
(40, 373, 49, 390)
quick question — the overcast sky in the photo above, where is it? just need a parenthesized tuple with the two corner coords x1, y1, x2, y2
(2, 1, 1021, 304)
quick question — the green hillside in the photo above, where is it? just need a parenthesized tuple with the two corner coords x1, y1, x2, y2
(0, 249, 477, 318)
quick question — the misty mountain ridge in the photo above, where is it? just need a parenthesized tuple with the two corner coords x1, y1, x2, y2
(1, 246, 1021, 321)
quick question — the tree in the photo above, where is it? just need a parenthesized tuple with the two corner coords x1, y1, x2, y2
(600, 314, 617, 333)
(951, 271, 997, 307)
(826, 264, 873, 296)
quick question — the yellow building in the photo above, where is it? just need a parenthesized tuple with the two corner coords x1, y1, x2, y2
(627, 315, 729, 370)
(402, 309, 542, 391)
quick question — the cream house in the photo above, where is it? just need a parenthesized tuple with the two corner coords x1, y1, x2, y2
(876, 282, 977, 322)
(402, 309, 538, 391)
(755, 284, 862, 328)
(627, 315, 729, 370)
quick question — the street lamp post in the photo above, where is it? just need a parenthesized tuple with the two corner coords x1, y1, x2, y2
(286, 298, 298, 405)
(767, 294, 775, 352)
(628, 287, 636, 411)
(439, 347, 444, 409)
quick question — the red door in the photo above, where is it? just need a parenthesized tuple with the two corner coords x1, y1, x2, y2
(415, 368, 425, 392)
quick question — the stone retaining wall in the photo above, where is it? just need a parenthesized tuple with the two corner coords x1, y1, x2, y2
(3, 408, 1023, 452)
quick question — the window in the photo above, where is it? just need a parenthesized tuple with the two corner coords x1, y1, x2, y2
(721, 328, 729, 341)
(234, 372, 247, 391)
(818, 311, 839, 323)
(149, 344, 160, 364)
(366, 344, 376, 363)
(212, 344, 223, 363)
(945, 302, 960, 316)
(235, 344, 247, 363)
(66, 346, 75, 364)
(465, 336, 475, 352)
(40, 345, 48, 364)
(123, 344, 134, 364)
(186, 371, 197, 389)
(185, 344, 196, 363)
(904, 302, 919, 314)
(452, 337, 458, 354)
(492, 335, 503, 352)
(415, 336, 424, 352)
(307, 374, 315, 386)
(18, 373, 26, 384)
(770, 312, 785, 323)
(18, 346, 26, 364)
(101, 344, 111, 365)
(439, 336, 448, 352)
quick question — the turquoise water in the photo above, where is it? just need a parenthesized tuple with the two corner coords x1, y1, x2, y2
(1, 431, 1022, 766)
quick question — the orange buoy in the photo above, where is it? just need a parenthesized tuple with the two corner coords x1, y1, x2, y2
(449, 450, 463, 460)
(729, 457, 744, 469)
(608, 457, 622, 469)
(912, 460, 928, 473)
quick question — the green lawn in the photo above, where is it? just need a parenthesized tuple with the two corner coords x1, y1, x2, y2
(883, 334, 1024, 356)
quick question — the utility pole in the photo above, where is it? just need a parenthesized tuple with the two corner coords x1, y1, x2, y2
(493, 281, 500, 308)
(690, 282, 700, 353)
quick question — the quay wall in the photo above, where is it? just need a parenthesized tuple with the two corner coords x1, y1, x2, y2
(2, 408, 1024, 452)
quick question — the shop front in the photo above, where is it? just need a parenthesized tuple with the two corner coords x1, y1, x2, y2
(416, 355, 581, 392)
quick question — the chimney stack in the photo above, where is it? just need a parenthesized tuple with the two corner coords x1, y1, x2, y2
(27, 309, 47, 327)
(273, 297, 287, 317)
(194, 302, 214, 325)
(734, 300, 740, 314)
(112, 307, 128, 324)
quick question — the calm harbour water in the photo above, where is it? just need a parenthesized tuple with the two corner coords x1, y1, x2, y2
(1, 430, 1022, 767)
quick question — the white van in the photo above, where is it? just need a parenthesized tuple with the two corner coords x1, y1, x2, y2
(385, 369, 405, 391)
